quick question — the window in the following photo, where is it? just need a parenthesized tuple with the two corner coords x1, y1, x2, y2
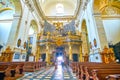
(29, 27, 34, 35)
(56, 3, 64, 14)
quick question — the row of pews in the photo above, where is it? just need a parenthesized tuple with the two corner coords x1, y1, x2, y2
(70, 62, 120, 80)
(0, 62, 46, 80)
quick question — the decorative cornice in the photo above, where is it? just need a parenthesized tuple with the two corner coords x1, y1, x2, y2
(101, 15, 120, 19)
(0, 19, 13, 22)
(45, 16, 75, 21)
(92, 13, 101, 16)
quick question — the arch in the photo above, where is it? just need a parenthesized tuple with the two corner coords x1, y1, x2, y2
(0, 7, 13, 13)
(30, 20, 39, 33)
(56, 3, 64, 14)
(12, 0, 22, 15)
(0, 0, 22, 47)
(3, 0, 22, 48)
(26, 20, 39, 61)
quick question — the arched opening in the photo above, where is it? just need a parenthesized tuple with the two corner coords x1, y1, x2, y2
(0, 0, 22, 49)
(0, 1, 16, 50)
(26, 20, 38, 61)
(56, 3, 64, 15)
(0, 10, 15, 47)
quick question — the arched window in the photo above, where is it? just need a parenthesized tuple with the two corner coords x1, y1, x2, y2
(29, 26, 34, 35)
(56, 3, 64, 14)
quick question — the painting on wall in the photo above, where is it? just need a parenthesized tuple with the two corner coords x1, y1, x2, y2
(17, 38, 21, 47)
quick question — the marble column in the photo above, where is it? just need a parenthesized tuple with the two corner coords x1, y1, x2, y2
(7, 14, 21, 49)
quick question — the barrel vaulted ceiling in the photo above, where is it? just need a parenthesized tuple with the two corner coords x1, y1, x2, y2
(39, 0, 78, 16)
(33, 0, 81, 21)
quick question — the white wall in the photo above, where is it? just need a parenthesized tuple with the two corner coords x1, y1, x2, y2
(103, 20, 120, 45)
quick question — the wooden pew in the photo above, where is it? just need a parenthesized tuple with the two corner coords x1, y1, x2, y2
(70, 62, 120, 80)
(11, 62, 24, 78)
(11, 62, 24, 74)
(0, 63, 8, 80)
(0, 62, 25, 80)
(23, 62, 36, 72)
(83, 63, 120, 80)
(23, 62, 46, 72)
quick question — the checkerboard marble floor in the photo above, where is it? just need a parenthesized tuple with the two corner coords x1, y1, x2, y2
(18, 64, 77, 80)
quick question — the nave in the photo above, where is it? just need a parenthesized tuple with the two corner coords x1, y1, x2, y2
(18, 64, 77, 80)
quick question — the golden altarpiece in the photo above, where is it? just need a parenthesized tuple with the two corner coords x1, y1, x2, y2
(35, 21, 83, 64)
(0, 46, 27, 62)
(0, 46, 14, 62)
(100, 46, 116, 64)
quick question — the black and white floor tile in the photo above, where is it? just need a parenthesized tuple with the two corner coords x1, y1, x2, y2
(17, 64, 77, 80)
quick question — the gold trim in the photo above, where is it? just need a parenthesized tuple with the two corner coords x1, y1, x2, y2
(101, 15, 120, 19)
(0, 7, 13, 13)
